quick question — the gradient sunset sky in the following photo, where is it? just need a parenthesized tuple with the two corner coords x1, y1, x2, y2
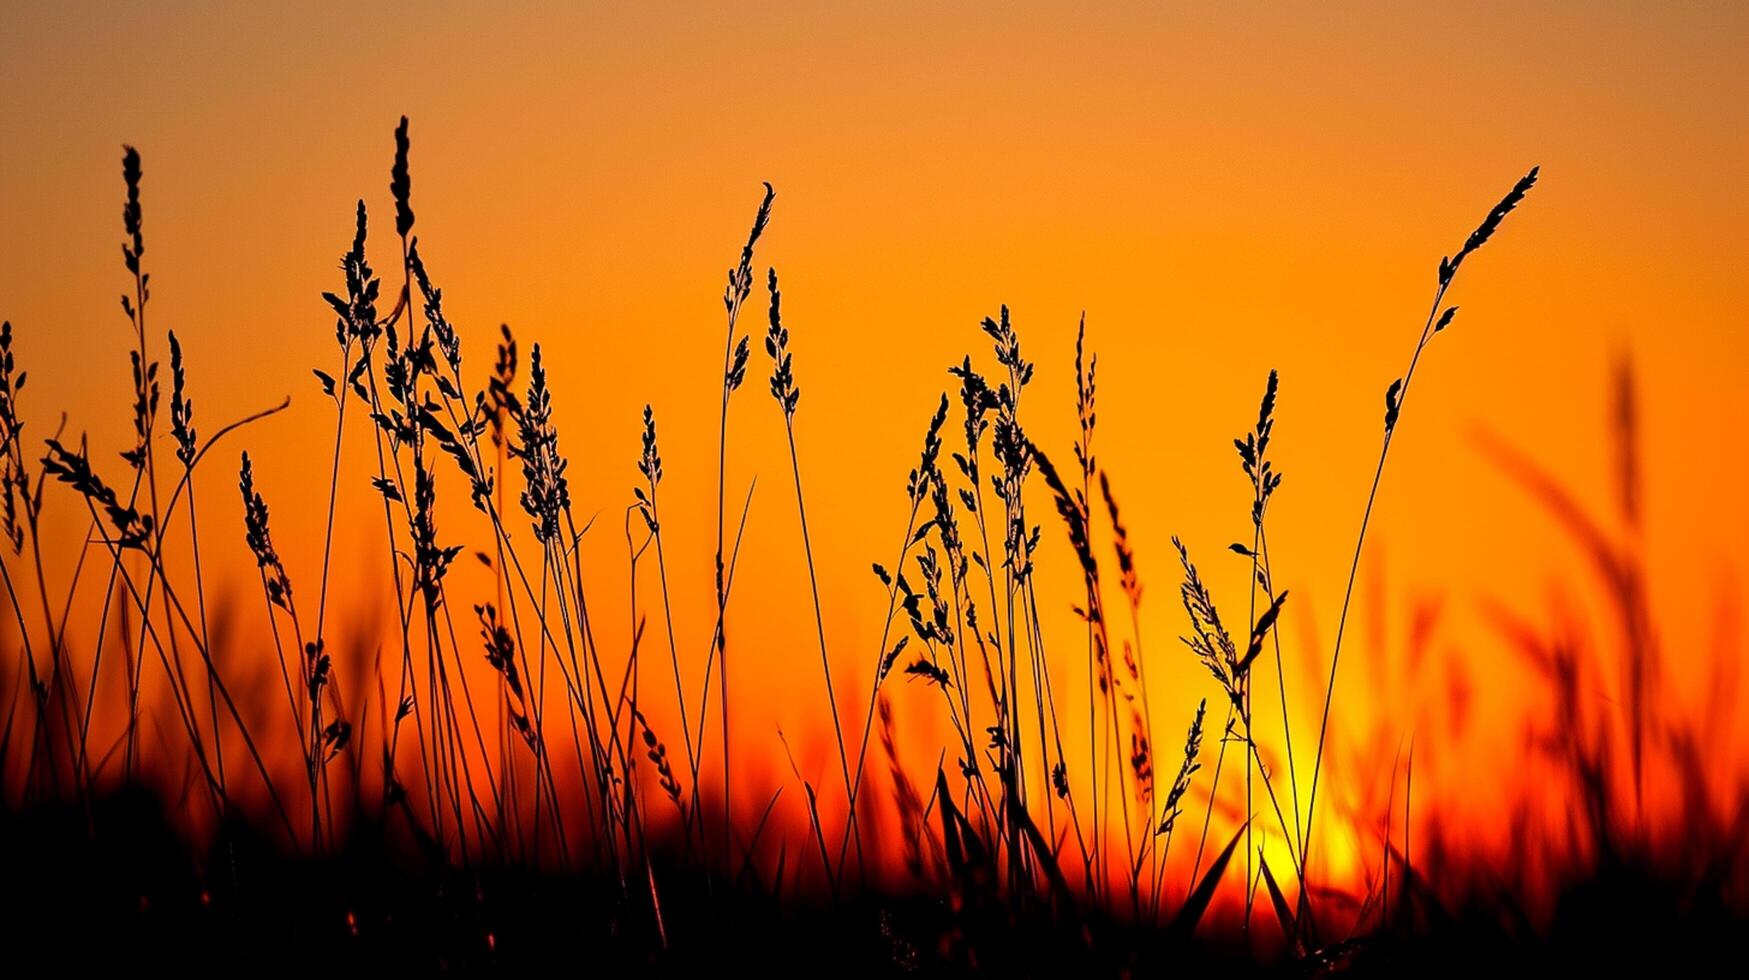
(1, 2, 1745, 843)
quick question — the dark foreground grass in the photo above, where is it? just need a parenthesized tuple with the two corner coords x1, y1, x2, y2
(3, 784, 1744, 975)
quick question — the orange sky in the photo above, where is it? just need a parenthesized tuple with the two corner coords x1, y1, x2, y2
(2, 1, 1746, 877)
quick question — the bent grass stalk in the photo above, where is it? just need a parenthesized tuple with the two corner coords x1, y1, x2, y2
(1295, 166, 1539, 938)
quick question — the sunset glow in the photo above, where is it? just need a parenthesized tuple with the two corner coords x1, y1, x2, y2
(2, 2, 1745, 971)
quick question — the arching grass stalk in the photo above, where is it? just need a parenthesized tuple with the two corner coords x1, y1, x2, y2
(1295, 166, 1540, 938)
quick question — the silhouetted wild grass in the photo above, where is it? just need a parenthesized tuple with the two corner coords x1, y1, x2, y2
(0, 120, 1743, 974)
